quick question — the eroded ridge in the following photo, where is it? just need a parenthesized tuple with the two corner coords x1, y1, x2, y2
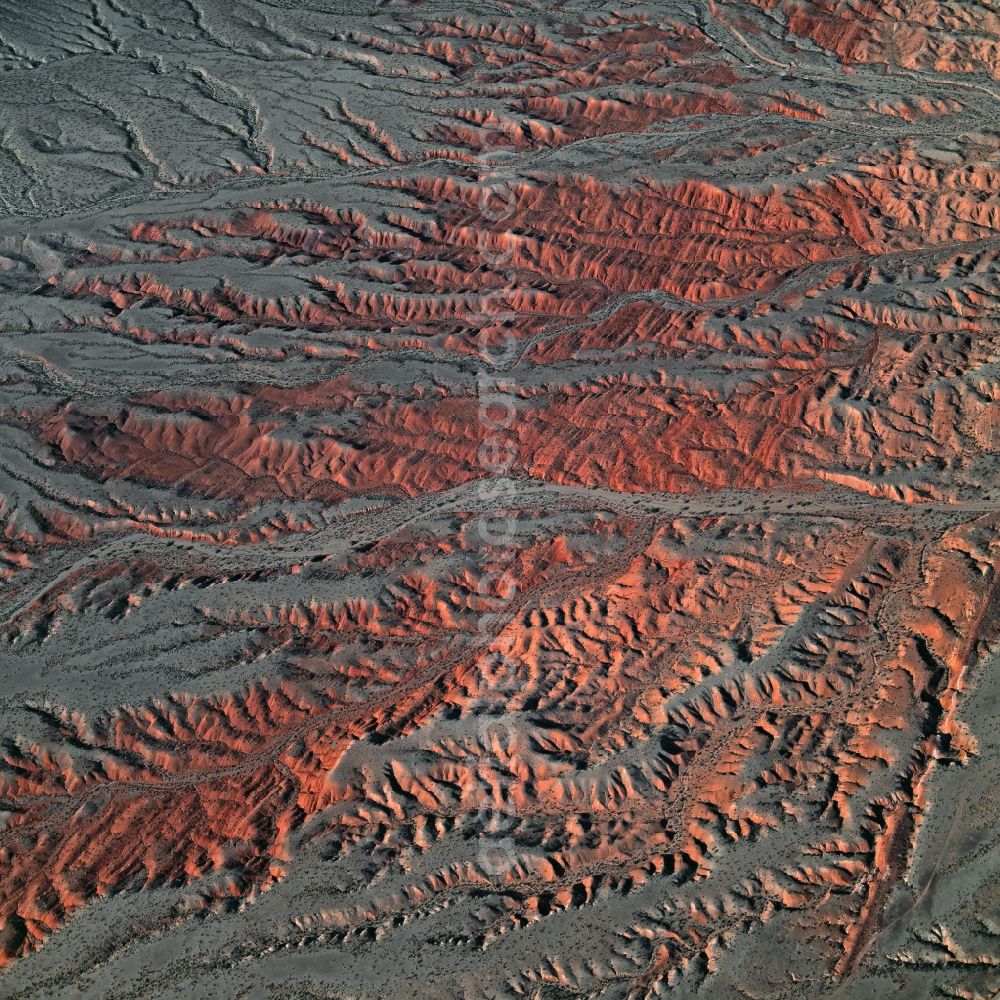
(0, 2, 998, 998)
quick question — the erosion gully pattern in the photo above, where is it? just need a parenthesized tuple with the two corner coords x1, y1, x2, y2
(0, 2, 998, 998)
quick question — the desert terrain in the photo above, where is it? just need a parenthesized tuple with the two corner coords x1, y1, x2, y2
(0, 2, 998, 997)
